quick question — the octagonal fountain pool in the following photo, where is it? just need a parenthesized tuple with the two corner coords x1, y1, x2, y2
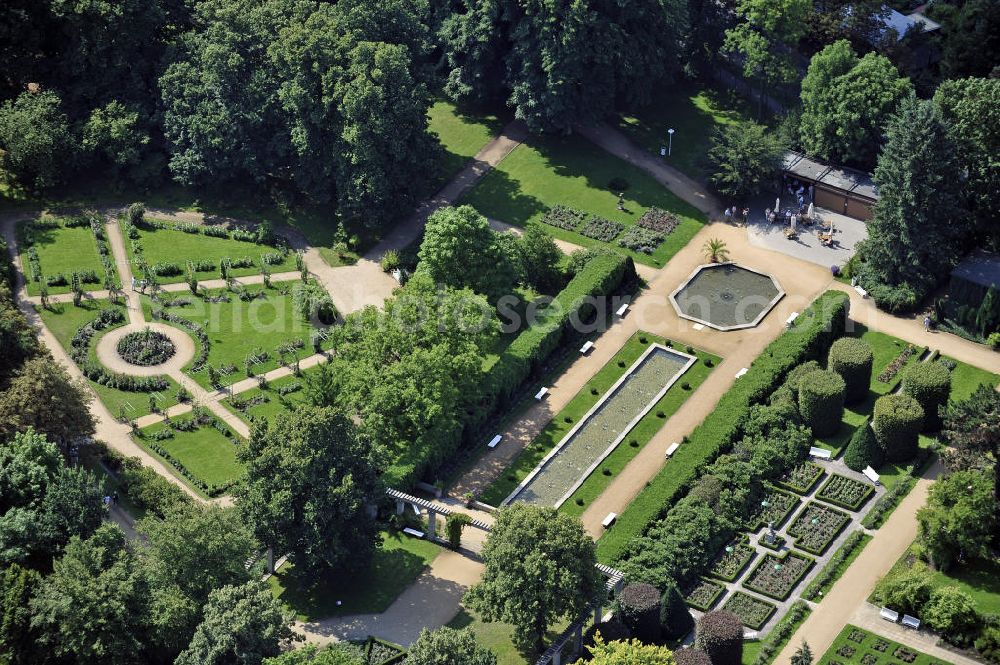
(669, 263, 784, 331)
(504, 344, 695, 508)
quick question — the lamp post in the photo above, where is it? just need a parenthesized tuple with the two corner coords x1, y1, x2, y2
(667, 128, 675, 157)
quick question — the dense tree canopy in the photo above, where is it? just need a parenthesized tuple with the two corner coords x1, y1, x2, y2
(724, 0, 810, 100)
(0, 90, 75, 191)
(708, 120, 786, 199)
(799, 40, 912, 167)
(0, 356, 94, 445)
(406, 626, 498, 665)
(941, 385, 1000, 518)
(917, 469, 998, 571)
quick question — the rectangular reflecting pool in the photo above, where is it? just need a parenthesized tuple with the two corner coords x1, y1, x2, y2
(505, 344, 695, 507)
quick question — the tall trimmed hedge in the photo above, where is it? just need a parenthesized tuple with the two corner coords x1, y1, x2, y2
(798, 369, 846, 437)
(597, 290, 850, 563)
(484, 253, 635, 409)
(872, 394, 924, 463)
(844, 418, 883, 471)
(660, 582, 694, 640)
(696, 611, 743, 665)
(901, 362, 950, 431)
(675, 649, 713, 665)
(617, 582, 662, 643)
(828, 337, 873, 404)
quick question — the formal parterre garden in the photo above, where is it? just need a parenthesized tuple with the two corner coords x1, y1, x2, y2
(817, 474, 875, 511)
(17, 214, 113, 296)
(818, 626, 952, 665)
(460, 134, 705, 267)
(787, 502, 851, 555)
(722, 591, 777, 631)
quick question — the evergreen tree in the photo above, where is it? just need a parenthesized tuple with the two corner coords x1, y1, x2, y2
(791, 642, 813, 665)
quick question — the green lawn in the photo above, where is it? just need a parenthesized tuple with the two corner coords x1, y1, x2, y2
(447, 607, 572, 665)
(944, 354, 998, 400)
(18, 220, 106, 295)
(428, 100, 507, 185)
(222, 369, 318, 424)
(818, 625, 952, 665)
(135, 419, 244, 493)
(460, 134, 706, 267)
(617, 86, 753, 183)
(141, 286, 321, 390)
(883, 546, 1000, 617)
(124, 223, 297, 284)
(268, 530, 441, 621)
(37, 299, 181, 419)
(479, 332, 719, 508)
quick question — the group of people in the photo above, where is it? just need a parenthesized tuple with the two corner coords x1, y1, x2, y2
(723, 206, 749, 222)
(130, 276, 149, 292)
(784, 177, 814, 208)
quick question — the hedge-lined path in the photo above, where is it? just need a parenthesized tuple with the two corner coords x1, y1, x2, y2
(450, 222, 834, 501)
(577, 123, 723, 218)
(772, 460, 945, 665)
(295, 549, 484, 647)
(0, 213, 209, 504)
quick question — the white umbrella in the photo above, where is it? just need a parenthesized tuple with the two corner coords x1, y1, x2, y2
(791, 215, 797, 232)
(807, 202, 814, 219)
(775, 197, 781, 212)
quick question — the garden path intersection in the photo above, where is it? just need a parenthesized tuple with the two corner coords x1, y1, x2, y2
(2, 119, 998, 654)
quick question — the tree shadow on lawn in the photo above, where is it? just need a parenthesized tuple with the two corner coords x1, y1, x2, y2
(463, 168, 547, 226)
(448, 606, 570, 665)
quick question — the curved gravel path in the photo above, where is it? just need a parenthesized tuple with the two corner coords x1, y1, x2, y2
(95, 322, 195, 377)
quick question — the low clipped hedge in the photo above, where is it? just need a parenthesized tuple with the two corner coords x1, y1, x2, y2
(901, 362, 950, 431)
(798, 369, 846, 437)
(828, 337, 873, 404)
(597, 290, 850, 563)
(873, 394, 923, 463)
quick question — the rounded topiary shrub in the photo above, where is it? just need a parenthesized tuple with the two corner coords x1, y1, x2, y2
(872, 394, 924, 463)
(783, 360, 822, 393)
(660, 582, 694, 640)
(828, 338, 874, 404)
(675, 648, 713, 665)
(901, 362, 951, 431)
(844, 418, 884, 472)
(695, 610, 743, 665)
(798, 369, 846, 437)
(581, 620, 632, 661)
(617, 582, 661, 643)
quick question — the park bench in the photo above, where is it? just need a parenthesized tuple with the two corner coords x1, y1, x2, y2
(809, 446, 832, 459)
(487, 434, 502, 449)
(902, 615, 920, 630)
(665, 442, 680, 458)
(880, 607, 900, 623)
(601, 513, 617, 528)
(535, 387, 549, 400)
(854, 284, 868, 298)
(863, 466, 881, 486)
(786, 312, 799, 328)
(580, 340, 594, 354)
(735, 367, 749, 379)
(402, 527, 425, 539)
(616, 303, 629, 317)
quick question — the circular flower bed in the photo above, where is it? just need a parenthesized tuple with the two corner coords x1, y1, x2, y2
(117, 329, 176, 366)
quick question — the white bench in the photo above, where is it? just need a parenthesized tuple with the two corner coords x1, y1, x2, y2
(863, 466, 881, 486)
(880, 607, 900, 623)
(735, 368, 749, 378)
(902, 615, 920, 630)
(534, 387, 549, 400)
(616, 303, 629, 317)
(580, 340, 594, 354)
(402, 527, 425, 539)
(602, 512, 617, 528)
(665, 442, 680, 458)
(786, 312, 799, 327)
(487, 435, 502, 449)
(809, 446, 832, 459)
(854, 285, 868, 298)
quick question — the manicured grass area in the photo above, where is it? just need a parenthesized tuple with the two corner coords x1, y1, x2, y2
(478, 331, 718, 507)
(135, 419, 244, 494)
(428, 100, 507, 184)
(141, 286, 320, 390)
(447, 607, 571, 665)
(37, 299, 181, 419)
(460, 134, 706, 267)
(222, 369, 316, 424)
(818, 625, 952, 665)
(616, 86, 752, 182)
(268, 531, 441, 621)
(18, 220, 106, 295)
(125, 223, 297, 284)
(944, 354, 999, 400)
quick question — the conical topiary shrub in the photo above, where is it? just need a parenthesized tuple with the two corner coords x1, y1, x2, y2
(660, 581, 695, 640)
(844, 418, 884, 471)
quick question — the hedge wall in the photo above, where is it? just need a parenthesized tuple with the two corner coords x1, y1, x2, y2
(872, 393, 923, 463)
(828, 337, 873, 404)
(901, 361, 950, 431)
(798, 369, 846, 437)
(597, 290, 850, 563)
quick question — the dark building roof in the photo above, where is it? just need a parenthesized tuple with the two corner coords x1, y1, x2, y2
(781, 151, 878, 201)
(952, 252, 1000, 289)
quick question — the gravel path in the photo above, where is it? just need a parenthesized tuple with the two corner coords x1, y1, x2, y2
(94, 322, 195, 377)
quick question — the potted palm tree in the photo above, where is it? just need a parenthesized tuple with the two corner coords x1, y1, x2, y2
(702, 238, 730, 264)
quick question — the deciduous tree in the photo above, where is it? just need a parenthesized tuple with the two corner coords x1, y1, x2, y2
(0, 90, 76, 191)
(406, 626, 497, 665)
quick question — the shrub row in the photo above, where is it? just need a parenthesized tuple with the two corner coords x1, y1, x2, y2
(802, 530, 868, 600)
(140, 217, 277, 247)
(597, 290, 850, 563)
(750, 601, 810, 665)
(154, 309, 210, 370)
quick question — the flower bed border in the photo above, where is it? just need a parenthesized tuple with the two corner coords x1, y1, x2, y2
(742, 551, 815, 601)
(787, 501, 851, 555)
(707, 537, 758, 582)
(684, 578, 725, 611)
(816, 473, 875, 511)
(722, 591, 777, 630)
(777, 461, 826, 495)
